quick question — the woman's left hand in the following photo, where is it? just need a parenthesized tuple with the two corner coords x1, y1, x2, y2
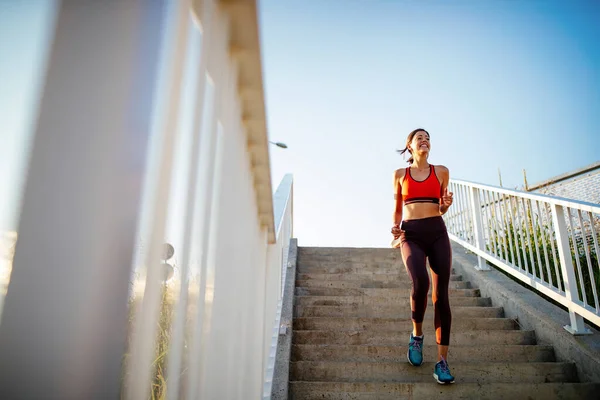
(441, 188, 453, 208)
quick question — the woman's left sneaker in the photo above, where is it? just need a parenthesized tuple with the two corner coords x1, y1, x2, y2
(433, 357, 455, 384)
(407, 333, 423, 366)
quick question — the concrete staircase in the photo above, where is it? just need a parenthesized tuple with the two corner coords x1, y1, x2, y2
(289, 247, 600, 399)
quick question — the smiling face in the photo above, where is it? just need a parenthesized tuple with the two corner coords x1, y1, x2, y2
(407, 129, 431, 156)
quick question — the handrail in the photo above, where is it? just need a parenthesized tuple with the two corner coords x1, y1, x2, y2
(444, 179, 600, 334)
(263, 174, 294, 399)
(452, 179, 600, 213)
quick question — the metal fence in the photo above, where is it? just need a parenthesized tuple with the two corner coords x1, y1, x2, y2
(444, 179, 600, 334)
(0, 1, 291, 399)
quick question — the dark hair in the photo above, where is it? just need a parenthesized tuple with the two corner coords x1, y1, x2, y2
(397, 128, 430, 164)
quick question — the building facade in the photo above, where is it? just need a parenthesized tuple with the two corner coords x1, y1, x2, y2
(527, 161, 600, 205)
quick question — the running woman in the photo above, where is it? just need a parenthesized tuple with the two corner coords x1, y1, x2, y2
(391, 128, 455, 384)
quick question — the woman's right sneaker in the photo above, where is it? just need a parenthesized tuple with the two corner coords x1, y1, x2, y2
(433, 356, 455, 384)
(407, 333, 423, 366)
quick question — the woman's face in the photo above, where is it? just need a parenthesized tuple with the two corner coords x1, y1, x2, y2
(408, 130, 430, 155)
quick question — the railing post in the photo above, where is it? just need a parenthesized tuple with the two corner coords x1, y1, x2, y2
(551, 204, 592, 335)
(0, 2, 168, 398)
(470, 186, 490, 270)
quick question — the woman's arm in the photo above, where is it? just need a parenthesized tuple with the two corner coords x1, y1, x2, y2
(392, 169, 404, 231)
(437, 165, 453, 215)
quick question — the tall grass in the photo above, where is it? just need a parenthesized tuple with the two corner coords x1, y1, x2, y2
(121, 283, 177, 400)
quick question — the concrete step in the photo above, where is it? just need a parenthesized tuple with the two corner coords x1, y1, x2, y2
(293, 317, 516, 331)
(295, 287, 481, 298)
(297, 260, 402, 270)
(298, 247, 399, 258)
(299, 246, 398, 253)
(298, 264, 458, 275)
(298, 265, 404, 274)
(294, 295, 490, 307)
(296, 273, 464, 282)
(298, 256, 400, 265)
(293, 330, 535, 346)
(289, 382, 600, 400)
(290, 361, 577, 384)
(295, 305, 503, 318)
(289, 247, 595, 400)
(295, 280, 470, 290)
(292, 344, 555, 363)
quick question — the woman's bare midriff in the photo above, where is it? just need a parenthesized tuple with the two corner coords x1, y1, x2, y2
(403, 203, 440, 221)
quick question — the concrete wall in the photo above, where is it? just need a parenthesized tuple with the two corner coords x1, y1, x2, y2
(451, 243, 600, 383)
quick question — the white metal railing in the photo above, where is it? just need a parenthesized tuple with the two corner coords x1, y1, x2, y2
(0, 1, 288, 399)
(444, 179, 600, 334)
(263, 174, 294, 399)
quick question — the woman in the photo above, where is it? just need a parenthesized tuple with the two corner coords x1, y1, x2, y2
(391, 128, 455, 384)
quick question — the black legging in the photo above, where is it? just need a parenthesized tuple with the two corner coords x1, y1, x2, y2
(398, 216, 452, 345)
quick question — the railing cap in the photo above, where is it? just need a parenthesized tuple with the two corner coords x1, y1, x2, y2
(451, 178, 600, 213)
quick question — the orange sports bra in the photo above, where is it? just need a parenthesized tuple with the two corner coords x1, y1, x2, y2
(401, 165, 441, 205)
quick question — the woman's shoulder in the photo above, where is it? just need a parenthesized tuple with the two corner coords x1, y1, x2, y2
(433, 165, 449, 175)
(393, 168, 407, 189)
(394, 168, 407, 180)
(433, 165, 450, 185)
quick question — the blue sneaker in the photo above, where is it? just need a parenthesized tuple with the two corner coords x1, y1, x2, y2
(407, 333, 423, 366)
(433, 357, 455, 384)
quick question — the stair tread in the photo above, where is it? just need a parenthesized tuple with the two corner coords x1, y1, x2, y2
(294, 328, 531, 332)
(294, 295, 489, 307)
(295, 287, 481, 297)
(292, 344, 555, 362)
(293, 316, 515, 331)
(295, 280, 470, 289)
(295, 305, 503, 318)
(293, 329, 535, 345)
(294, 294, 483, 299)
(296, 273, 463, 281)
(290, 361, 578, 384)
(295, 305, 501, 310)
(289, 382, 600, 400)
(291, 360, 571, 367)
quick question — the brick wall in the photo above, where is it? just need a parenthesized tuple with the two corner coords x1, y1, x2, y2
(530, 168, 600, 205)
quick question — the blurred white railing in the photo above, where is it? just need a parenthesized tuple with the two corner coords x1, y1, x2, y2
(444, 179, 600, 335)
(263, 174, 294, 399)
(0, 1, 289, 399)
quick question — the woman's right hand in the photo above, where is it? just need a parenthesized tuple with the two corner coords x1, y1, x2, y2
(391, 224, 402, 236)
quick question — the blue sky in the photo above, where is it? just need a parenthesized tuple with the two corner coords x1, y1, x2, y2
(0, 1, 57, 232)
(1, 1, 599, 250)
(260, 0, 600, 247)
